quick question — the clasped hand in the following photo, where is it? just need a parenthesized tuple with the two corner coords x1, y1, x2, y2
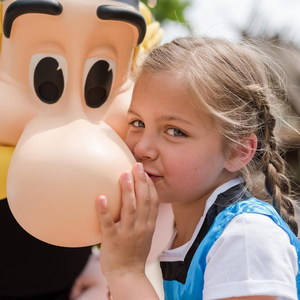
(96, 163, 159, 282)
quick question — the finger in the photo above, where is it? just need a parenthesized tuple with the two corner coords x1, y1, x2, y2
(146, 174, 159, 228)
(69, 278, 84, 299)
(96, 196, 117, 237)
(119, 171, 137, 230)
(133, 163, 151, 224)
(69, 286, 80, 299)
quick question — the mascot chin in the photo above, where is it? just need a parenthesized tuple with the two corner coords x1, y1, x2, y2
(0, 0, 173, 298)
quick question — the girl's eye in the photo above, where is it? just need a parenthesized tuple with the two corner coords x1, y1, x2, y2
(167, 128, 187, 137)
(130, 120, 145, 128)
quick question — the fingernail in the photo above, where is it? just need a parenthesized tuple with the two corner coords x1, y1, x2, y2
(99, 196, 107, 207)
(125, 172, 132, 182)
(137, 163, 144, 172)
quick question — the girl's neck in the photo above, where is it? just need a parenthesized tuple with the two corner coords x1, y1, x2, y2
(171, 177, 245, 249)
(171, 200, 206, 249)
(171, 177, 241, 249)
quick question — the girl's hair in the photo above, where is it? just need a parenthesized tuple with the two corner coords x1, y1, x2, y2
(136, 36, 299, 235)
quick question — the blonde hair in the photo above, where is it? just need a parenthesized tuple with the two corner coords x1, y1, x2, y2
(136, 36, 299, 235)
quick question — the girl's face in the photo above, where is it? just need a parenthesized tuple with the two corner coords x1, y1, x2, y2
(126, 72, 235, 206)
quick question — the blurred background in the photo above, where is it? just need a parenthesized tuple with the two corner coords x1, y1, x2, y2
(142, 0, 300, 196)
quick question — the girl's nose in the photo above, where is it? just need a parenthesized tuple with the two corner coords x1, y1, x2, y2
(133, 133, 158, 161)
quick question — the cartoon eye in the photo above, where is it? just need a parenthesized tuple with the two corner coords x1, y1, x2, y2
(84, 57, 115, 108)
(30, 54, 67, 104)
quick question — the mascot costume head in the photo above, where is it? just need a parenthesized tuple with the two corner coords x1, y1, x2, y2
(0, 0, 162, 247)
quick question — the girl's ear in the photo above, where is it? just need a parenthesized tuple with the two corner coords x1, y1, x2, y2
(225, 133, 257, 172)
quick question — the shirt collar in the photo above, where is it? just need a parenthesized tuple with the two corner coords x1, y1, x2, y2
(202, 177, 245, 220)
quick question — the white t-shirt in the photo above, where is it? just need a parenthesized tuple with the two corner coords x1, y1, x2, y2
(160, 178, 298, 300)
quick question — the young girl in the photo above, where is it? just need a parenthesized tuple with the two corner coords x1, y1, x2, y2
(96, 36, 300, 299)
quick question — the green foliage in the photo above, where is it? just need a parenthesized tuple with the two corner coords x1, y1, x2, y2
(141, 0, 191, 25)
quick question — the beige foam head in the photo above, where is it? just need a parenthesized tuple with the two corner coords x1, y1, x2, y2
(1, 0, 144, 246)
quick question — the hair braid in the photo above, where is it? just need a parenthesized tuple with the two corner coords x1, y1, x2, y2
(245, 57, 299, 235)
(258, 99, 298, 235)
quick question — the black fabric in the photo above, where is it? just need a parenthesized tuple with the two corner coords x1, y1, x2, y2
(4, 0, 63, 38)
(160, 183, 251, 284)
(96, 5, 146, 45)
(0, 198, 91, 299)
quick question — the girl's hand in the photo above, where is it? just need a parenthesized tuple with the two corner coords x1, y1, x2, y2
(96, 163, 160, 300)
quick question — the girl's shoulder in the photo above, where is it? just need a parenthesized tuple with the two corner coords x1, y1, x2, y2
(204, 212, 299, 299)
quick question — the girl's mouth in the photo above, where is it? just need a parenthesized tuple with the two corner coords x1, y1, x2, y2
(146, 172, 162, 182)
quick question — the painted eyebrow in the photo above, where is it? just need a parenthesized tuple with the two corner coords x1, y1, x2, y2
(3, 0, 63, 38)
(97, 5, 146, 46)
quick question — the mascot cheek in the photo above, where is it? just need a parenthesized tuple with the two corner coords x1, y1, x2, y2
(7, 119, 135, 247)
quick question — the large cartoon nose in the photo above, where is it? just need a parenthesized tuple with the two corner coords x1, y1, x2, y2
(6, 48, 135, 248)
(6, 113, 135, 247)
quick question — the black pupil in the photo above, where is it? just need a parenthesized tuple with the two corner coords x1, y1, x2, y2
(84, 60, 113, 108)
(34, 57, 64, 104)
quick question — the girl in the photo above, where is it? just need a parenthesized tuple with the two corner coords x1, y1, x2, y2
(96, 36, 300, 299)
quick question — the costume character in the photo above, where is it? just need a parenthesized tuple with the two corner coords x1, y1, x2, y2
(0, 0, 173, 298)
